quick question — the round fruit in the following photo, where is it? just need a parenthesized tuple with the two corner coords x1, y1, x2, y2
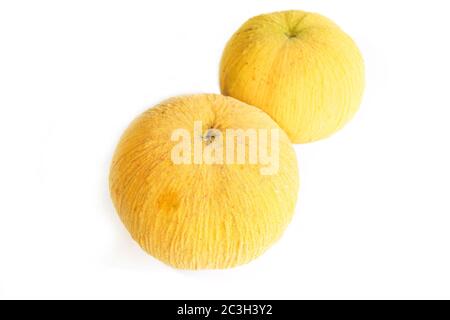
(110, 94, 299, 269)
(220, 10, 365, 143)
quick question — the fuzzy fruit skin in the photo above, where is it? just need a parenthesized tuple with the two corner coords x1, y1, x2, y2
(110, 94, 299, 270)
(220, 10, 365, 143)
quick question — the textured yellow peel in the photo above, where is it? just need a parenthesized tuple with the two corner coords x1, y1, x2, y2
(110, 94, 299, 270)
(220, 10, 365, 143)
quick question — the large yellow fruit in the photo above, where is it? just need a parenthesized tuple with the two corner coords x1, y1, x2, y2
(220, 10, 365, 143)
(110, 94, 299, 269)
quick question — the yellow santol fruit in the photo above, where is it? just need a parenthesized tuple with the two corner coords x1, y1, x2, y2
(110, 94, 299, 269)
(220, 10, 365, 143)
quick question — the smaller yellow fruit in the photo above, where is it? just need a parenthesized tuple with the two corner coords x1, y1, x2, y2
(220, 10, 365, 143)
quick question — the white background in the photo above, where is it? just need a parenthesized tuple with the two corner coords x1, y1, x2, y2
(1, 0, 449, 300)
